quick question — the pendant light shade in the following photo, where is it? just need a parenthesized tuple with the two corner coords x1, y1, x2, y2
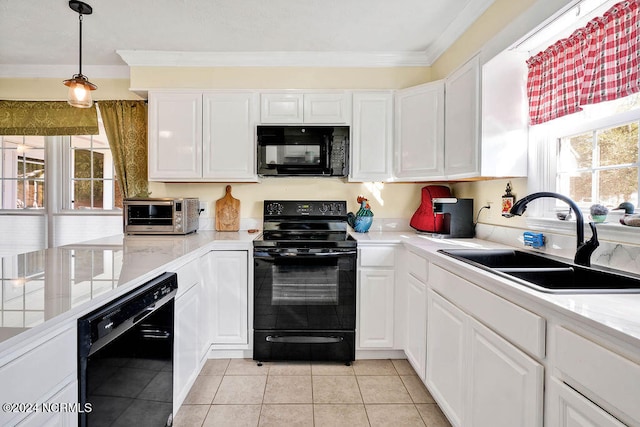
(63, 1, 97, 108)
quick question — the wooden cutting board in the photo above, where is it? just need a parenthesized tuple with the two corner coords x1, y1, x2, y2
(215, 185, 240, 231)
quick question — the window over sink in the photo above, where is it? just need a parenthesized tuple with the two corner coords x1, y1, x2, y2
(519, 0, 640, 223)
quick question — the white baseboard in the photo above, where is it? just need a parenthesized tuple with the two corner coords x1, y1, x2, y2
(356, 349, 407, 360)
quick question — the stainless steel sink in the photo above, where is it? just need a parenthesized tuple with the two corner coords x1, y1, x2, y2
(438, 248, 640, 294)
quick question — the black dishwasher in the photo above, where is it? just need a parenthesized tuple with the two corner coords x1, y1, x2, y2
(78, 272, 178, 427)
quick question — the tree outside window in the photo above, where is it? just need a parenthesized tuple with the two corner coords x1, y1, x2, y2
(557, 121, 639, 210)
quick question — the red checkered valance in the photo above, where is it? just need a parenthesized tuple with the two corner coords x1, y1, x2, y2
(527, 0, 640, 125)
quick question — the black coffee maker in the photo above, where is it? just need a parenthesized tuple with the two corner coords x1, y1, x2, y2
(432, 198, 475, 238)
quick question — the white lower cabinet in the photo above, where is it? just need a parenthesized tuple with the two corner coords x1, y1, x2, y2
(426, 288, 543, 427)
(426, 289, 466, 427)
(206, 250, 249, 346)
(17, 380, 78, 427)
(0, 326, 77, 427)
(173, 258, 208, 411)
(552, 326, 640, 425)
(547, 378, 626, 427)
(174, 281, 200, 411)
(405, 274, 427, 380)
(358, 269, 395, 348)
(357, 245, 396, 349)
(467, 316, 543, 427)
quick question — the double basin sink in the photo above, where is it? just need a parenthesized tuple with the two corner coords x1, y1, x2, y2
(438, 248, 640, 294)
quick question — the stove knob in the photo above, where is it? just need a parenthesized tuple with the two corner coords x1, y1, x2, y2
(319, 203, 329, 214)
(267, 202, 283, 215)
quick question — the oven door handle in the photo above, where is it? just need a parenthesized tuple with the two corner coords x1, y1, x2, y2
(265, 335, 344, 344)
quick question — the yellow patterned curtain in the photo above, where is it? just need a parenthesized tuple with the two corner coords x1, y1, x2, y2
(98, 100, 149, 199)
(0, 100, 98, 135)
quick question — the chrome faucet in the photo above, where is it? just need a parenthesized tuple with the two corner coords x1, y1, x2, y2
(505, 192, 599, 267)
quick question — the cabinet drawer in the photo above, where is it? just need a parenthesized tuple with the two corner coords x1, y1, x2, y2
(359, 246, 395, 267)
(430, 265, 545, 359)
(407, 250, 428, 282)
(175, 259, 201, 298)
(555, 326, 640, 424)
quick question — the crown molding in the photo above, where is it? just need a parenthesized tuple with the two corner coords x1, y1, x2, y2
(115, 50, 432, 68)
(0, 64, 130, 79)
(423, 0, 496, 63)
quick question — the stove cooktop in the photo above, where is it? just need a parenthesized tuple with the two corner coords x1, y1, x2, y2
(255, 200, 357, 249)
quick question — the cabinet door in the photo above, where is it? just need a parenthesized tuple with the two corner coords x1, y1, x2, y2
(148, 92, 203, 180)
(358, 269, 394, 348)
(395, 81, 445, 180)
(350, 91, 394, 182)
(203, 92, 258, 181)
(426, 289, 465, 427)
(17, 380, 78, 427)
(444, 54, 480, 178)
(174, 283, 200, 411)
(208, 250, 249, 345)
(547, 378, 626, 427)
(303, 93, 350, 123)
(467, 317, 544, 427)
(261, 93, 304, 123)
(481, 50, 528, 177)
(405, 275, 427, 380)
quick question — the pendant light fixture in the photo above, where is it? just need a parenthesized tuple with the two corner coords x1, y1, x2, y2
(63, 0, 97, 108)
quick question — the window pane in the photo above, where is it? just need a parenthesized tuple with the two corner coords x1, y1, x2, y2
(74, 149, 92, 179)
(73, 180, 92, 209)
(598, 123, 638, 167)
(559, 133, 592, 172)
(563, 172, 593, 204)
(93, 151, 104, 179)
(599, 167, 638, 207)
(23, 180, 45, 209)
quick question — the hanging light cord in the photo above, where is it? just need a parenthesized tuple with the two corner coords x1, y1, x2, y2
(78, 13, 83, 77)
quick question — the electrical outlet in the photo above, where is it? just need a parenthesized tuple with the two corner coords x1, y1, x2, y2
(199, 201, 208, 216)
(486, 201, 493, 219)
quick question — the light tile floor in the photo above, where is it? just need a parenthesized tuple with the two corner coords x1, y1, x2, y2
(174, 358, 452, 427)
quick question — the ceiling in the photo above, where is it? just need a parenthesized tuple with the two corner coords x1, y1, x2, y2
(0, 0, 495, 78)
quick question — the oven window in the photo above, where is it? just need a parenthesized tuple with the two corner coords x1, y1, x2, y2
(271, 264, 338, 305)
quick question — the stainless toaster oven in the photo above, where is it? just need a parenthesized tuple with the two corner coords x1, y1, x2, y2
(123, 198, 200, 235)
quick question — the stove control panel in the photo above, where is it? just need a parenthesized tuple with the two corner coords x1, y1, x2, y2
(264, 201, 347, 217)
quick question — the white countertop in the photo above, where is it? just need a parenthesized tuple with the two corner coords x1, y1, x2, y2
(2, 229, 639, 357)
(0, 231, 256, 354)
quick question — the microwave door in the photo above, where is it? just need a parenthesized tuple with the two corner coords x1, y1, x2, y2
(127, 204, 174, 226)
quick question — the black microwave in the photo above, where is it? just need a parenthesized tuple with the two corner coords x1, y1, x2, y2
(257, 126, 349, 177)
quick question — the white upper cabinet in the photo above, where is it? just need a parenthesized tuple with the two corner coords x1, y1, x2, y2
(441, 50, 528, 179)
(350, 91, 394, 182)
(148, 91, 203, 180)
(444, 54, 481, 178)
(394, 81, 445, 180)
(148, 91, 258, 182)
(260, 92, 350, 124)
(203, 92, 258, 181)
(481, 49, 529, 177)
(260, 93, 304, 123)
